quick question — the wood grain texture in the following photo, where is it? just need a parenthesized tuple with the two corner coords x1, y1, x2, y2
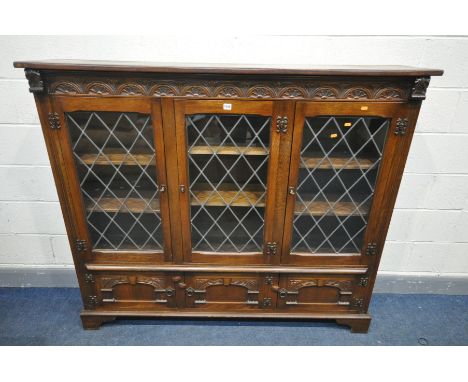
(85, 263, 368, 274)
(80, 151, 155, 166)
(85, 197, 160, 213)
(300, 156, 375, 170)
(14, 60, 443, 76)
(189, 145, 268, 156)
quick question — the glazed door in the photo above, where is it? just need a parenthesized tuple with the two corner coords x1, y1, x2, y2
(282, 102, 412, 266)
(175, 100, 293, 265)
(52, 97, 172, 263)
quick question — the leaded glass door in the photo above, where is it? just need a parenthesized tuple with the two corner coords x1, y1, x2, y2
(174, 100, 288, 265)
(282, 102, 406, 266)
(53, 97, 172, 263)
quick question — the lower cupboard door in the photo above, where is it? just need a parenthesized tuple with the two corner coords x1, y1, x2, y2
(275, 274, 364, 312)
(93, 273, 183, 310)
(184, 273, 278, 310)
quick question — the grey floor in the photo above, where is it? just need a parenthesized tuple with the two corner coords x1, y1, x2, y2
(0, 288, 467, 345)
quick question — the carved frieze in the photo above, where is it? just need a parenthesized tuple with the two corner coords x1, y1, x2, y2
(46, 74, 411, 101)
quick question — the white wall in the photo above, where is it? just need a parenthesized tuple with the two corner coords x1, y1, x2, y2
(1, 35, 467, 278)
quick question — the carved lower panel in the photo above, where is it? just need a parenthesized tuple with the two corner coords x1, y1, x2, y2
(277, 276, 359, 311)
(95, 274, 179, 308)
(45, 73, 411, 101)
(185, 275, 263, 308)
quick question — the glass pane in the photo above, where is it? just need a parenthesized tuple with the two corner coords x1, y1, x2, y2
(186, 114, 271, 253)
(291, 116, 390, 254)
(66, 111, 164, 251)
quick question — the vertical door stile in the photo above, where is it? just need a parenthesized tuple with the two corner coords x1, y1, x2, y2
(36, 95, 94, 306)
(151, 99, 172, 262)
(268, 100, 296, 264)
(161, 97, 185, 264)
(52, 97, 93, 261)
(281, 101, 307, 264)
(173, 100, 193, 264)
(360, 103, 419, 276)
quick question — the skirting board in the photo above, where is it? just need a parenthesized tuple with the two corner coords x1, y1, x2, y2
(0, 266, 467, 294)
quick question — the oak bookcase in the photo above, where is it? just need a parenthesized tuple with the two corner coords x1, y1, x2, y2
(14, 60, 442, 332)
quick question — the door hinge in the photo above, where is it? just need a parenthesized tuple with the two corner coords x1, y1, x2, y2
(87, 295, 98, 309)
(265, 242, 277, 256)
(276, 116, 288, 134)
(262, 297, 272, 307)
(359, 277, 369, 287)
(352, 297, 365, 312)
(76, 239, 87, 253)
(288, 186, 296, 195)
(394, 117, 408, 135)
(365, 242, 377, 256)
(48, 112, 61, 129)
(186, 287, 195, 297)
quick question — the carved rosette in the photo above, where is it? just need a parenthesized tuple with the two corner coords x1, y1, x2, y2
(247, 86, 276, 98)
(344, 88, 371, 100)
(375, 88, 404, 100)
(214, 85, 243, 98)
(47, 76, 410, 101)
(312, 87, 339, 99)
(279, 87, 308, 98)
(150, 84, 178, 96)
(86, 82, 114, 95)
(117, 84, 146, 96)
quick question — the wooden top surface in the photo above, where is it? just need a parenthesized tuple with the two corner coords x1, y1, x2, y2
(13, 60, 443, 77)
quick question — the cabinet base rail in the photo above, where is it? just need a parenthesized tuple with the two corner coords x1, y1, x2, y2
(80, 310, 371, 333)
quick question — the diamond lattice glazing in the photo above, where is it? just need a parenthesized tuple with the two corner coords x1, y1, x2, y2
(186, 114, 271, 253)
(66, 111, 163, 251)
(291, 116, 389, 254)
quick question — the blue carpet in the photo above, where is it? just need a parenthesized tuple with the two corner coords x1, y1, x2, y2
(0, 288, 466, 345)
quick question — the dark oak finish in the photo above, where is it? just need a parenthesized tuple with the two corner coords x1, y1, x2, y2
(16, 60, 442, 333)
(14, 60, 443, 76)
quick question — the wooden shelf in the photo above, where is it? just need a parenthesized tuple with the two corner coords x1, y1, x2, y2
(80, 151, 155, 166)
(294, 200, 369, 216)
(190, 186, 368, 217)
(191, 189, 265, 207)
(84, 192, 367, 217)
(85, 197, 160, 213)
(300, 157, 375, 170)
(189, 145, 268, 156)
